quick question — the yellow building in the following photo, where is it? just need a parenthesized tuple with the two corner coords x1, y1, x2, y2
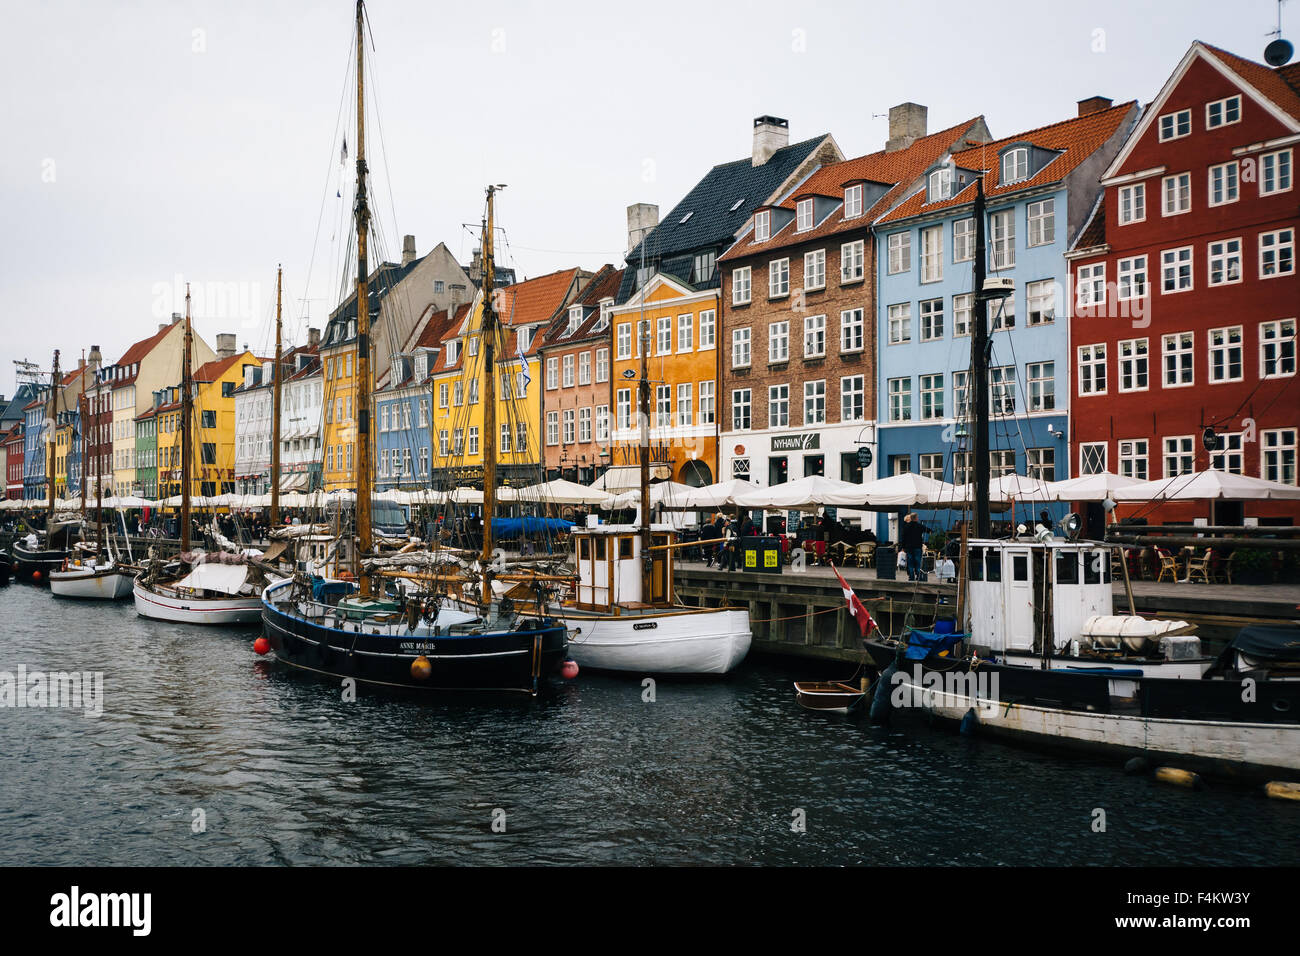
(320, 329, 359, 492)
(609, 274, 720, 486)
(53, 418, 73, 499)
(428, 269, 587, 488)
(155, 351, 258, 500)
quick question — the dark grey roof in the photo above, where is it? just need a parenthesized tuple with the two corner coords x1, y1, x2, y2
(618, 135, 827, 302)
(323, 255, 425, 347)
(0, 384, 39, 426)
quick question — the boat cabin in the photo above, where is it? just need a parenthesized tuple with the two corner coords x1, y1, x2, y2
(572, 523, 675, 612)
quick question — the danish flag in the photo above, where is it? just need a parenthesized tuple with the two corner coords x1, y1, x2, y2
(832, 564, 876, 638)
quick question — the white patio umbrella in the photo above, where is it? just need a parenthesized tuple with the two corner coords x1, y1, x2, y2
(953, 474, 1055, 504)
(733, 475, 871, 510)
(857, 472, 964, 508)
(1041, 471, 1141, 502)
(510, 479, 614, 505)
(605, 480, 697, 509)
(1112, 469, 1300, 502)
(682, 478, 761, 509)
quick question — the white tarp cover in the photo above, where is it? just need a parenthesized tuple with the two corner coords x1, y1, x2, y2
(1111, 469, 1300, 501)
(175, 562, 250, 595)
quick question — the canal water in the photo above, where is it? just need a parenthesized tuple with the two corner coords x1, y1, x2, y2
(1, 581, 1296, 867)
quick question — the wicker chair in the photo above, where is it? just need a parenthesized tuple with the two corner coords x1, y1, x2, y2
(1185, 548, 1214, 584)
(1155, 548, 1179, 583)
(855, 542, 876, 568)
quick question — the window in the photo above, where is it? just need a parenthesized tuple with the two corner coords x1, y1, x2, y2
(445, 341, 457, 366)
(1162, 247, 1193, 293)
(732, 328, 751, 368)
(562, 354, 575, 388)
(1164, 436, 1195, 477)
(1002, 148, 1028, 183)
(1206, 95, 1240, 129)
(803, 380, 825, 425)
(578, 351, 591, 385)
(951, 371, 969, 419)
(616, 388, 631, 430)
(732, 389, 751, 431)
(919, 228, 942, 282)
(769, 258, 790, 298)
(887, 303, 911, 344)
(699, 310, 715, 349)
(990, 366, 1016, 413)
(1209, 326, 1243, 382)
(803, 249, 826, 291)
(545, 412, 558, 446)
(562, 409, 575, 444)
(1118, 338, 1149, 392)
(953, 293, 972, 337)
(1077, 262, 1105, 309)
(844, 184, 863, 217)
(617, 323, 632, 360)
(920, 373, 943, 420)
(567, 305, 583, 334)
(953, 218, 974, 262)
(990, 209, 1015, 269)
(991, 291, 1015, 330)
(657, 315, 672, 354)
(1162, 332, 1195, 387)
(676, 385, 692, 427)
(201, 409, 216, 428)
(796, 198, 814, 231)
(1261, 149, 1292, 195)
(1260, 229, 1295, 278)
(655, 386, 671, 428)
(1208, 238, 1242, 285)
(1163, 172, 1191, 215)
(1260, 319, 1296, 378)
(595, 405, 610, 442)
(1263, 429, 1297, 484)
(768, 320, 789, 363)
(469, 378, 479, 404)
(1118, 183, 1145, 224)
(754, 210, 770, 241)
(1158, 109, 1191, 141)
(516, 423, 528, 455)
(1027, 362, 1055, 411)
(841, 309, 864, 352)
(692, 250, 716, 284)
(418, 398, 429, 427)
(919, 298, 944, 341)
(732, 266, 751, 305)
(380, 405, 390, 432)
(918, 453, 944, 482)
(840, 376, 864, 422)
(888, 377, 911, 422)
(1026, 279, 1056, 325)
(699, 381, 714, 425)
(677, 313, 693, 352)
(841, 240, 865, 283)
(803, 314, 826, 357)
(1209, 162, 1238, 206)
(1117, 256, 1147, 300)
(887, 232, 911, 274)
(1026, 447, 1055, 481)
(929, 167, 952, 200)
(1080, 442, 1107, 475)
(1027, 198, 1055, 247)
(1119, 439, 1148, 480)
(1209, 432, 1243, 473)
(595, 348, 609, 383)
(768, 385, 790, 428)
(546, 357, 558, 390)
(733, 457, 751, 480)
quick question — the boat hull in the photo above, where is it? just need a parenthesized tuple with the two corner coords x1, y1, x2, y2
(11, 543, 71, 582)
(560, 607, 751, 675)
(261, 581, 569, 695)
(0, 552, 10, 584)
(794, 681, 865, 713)
(50, 566, 134, 600)
(133, 574, 263, 624)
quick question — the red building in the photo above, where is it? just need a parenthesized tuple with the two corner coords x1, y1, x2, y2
(1068, 41, 1299, 524)
(3, 424, 23, 499)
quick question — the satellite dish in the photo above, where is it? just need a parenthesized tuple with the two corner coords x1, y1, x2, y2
(1265, 38, 1293, 67)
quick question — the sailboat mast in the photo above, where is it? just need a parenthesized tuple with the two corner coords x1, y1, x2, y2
(270, 265, 283, 527)
(971, 178, 991, 538)
(353, 0, 373, 596)
(180, 285, 194, 551)
(638, 301, 652, 600)
(479, 186, 499, 606)
(78, 391, 87, 520)
(46, 349, 60, 517)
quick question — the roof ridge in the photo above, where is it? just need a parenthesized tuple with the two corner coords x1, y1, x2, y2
(953, 101, 1138, 159)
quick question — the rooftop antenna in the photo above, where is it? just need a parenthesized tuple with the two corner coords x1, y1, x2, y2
(1265, 0, 1293, 66)
(13, 359, 41, 387)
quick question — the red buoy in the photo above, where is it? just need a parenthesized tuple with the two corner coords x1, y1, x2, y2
(560, 659, 579, 680)
(31, 570, 42, 582)
(253, 636, 270, 655)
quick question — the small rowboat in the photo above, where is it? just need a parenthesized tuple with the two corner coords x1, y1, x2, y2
(794, 680, 866, 714)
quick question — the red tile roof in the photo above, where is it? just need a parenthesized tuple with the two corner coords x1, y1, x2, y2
(538, 265, 625, 350)
(1072, 196, 1107, 251)
(193, 351, 260, 383)
(877, 101, 1137, 226)
(1202, 43, 1300, 125)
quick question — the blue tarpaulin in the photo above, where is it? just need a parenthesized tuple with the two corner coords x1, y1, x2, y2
(490, 517, 575, 538)
(903, 629, 967, 660)
(311, 577, 354, 603)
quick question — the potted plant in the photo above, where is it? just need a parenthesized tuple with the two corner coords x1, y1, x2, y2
(1229, 547, 1273, 585)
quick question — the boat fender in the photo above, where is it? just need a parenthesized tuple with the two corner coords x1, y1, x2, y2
(1263, 781, 1300, 802)
(1154, 767, 1204, 791)
(1123, 756, 1149, 776)
(410, 655, 432, 680)
(869, 663, 897, 725)
(959, 707, 979, 736)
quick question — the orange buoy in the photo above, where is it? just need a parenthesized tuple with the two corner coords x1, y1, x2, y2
(560, 659, 579, 680)
(32, 570, 42, 581)
(253, 637, 270, 655)
(410, 655, 432, 680)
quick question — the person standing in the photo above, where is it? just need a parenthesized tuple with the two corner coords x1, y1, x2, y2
(901, 512, 928, 582)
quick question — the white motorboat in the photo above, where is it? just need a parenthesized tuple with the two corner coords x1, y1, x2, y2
(50, 557, 134, 600)
(134, 559, 278, 625)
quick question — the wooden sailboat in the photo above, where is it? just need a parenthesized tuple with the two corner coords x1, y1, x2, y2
(260, 2, 568, 694)
(13, 350, 77, 582)
(133, 284, 280, 623)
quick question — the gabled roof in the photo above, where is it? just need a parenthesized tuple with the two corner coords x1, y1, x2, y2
(1203, 42, 1300, 124)
(538, 265, 625, 350)
(721, 117, 988, 259)
(193, 351, 260, 384)
(109, 323, 177, 388)
(322, 256, 425, 347)
(877, 102, 1137, 226)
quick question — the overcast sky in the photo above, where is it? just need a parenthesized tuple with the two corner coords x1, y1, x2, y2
(0, 0, 1287, 395)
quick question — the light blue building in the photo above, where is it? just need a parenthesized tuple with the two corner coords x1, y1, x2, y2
(375, 346, 436, 492)
(23, 389, 49, 501)
(872, 100, 1138, 538)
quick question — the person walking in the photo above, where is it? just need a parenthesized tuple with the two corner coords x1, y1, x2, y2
(901, 512, 928, 582)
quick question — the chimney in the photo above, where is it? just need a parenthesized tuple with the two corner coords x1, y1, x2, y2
(159, 323, 168, 333)
(401, 234, 417, 266)
(88, 345, 102, 371)
(216, 333, 236, 359)
(626, 203, 659, 254)
(1077, 95, 1113, 117)
(307, 327, 320, 350)
(886, 103, 928, 152)
(752, 115, 789, 166)
(171, 312, 182, 325)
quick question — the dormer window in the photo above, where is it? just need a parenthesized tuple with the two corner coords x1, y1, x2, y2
(568, 305, 583, 333)
(844, 184, 863, 218)
(596, 300, 613, 331)
(754, 210, 770, 242)
(391, 358, 403, 383)
(1001, 148, 1029, 184)
(446, 340, 459, 365)
(796, 198, 814, 231)
(928, 168, 953, 201)
(518, 327, 532, 352)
